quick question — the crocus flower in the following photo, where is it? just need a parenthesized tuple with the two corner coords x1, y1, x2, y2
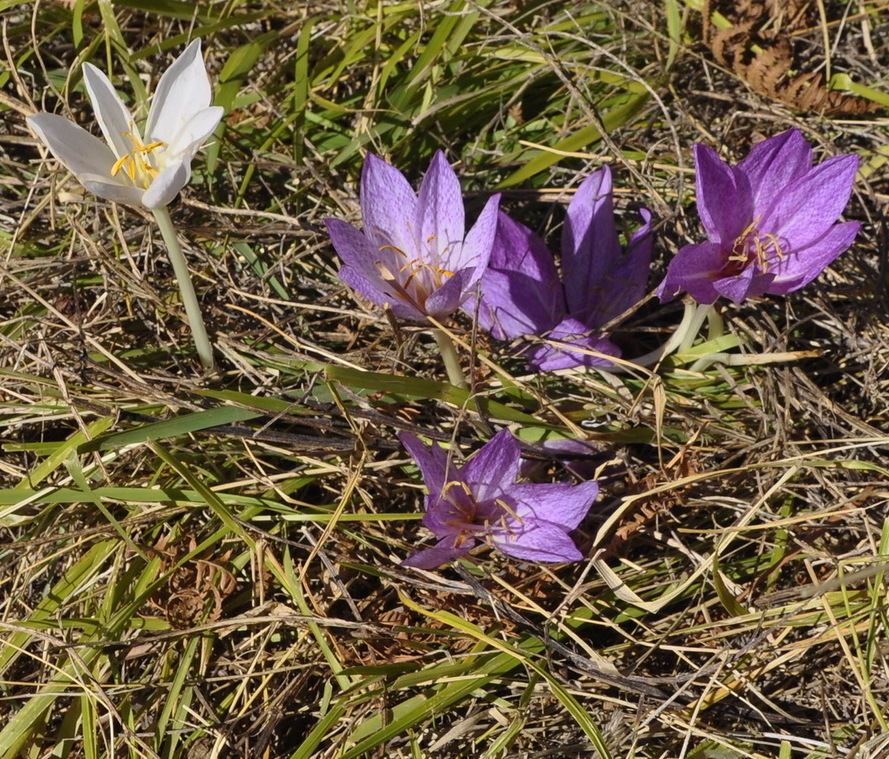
(27, 39, 223, 209)
(400, 429, 599, 569)
(324, 151, 500, 322)
(657, 129, 860, 304)
(474, 166, 653, 370)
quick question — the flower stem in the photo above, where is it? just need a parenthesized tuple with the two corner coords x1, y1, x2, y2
(152, 206, 215, 372)
(678, 303, 713, 353)
(431, 328, 468, 389)
(628, 300, 699, 368)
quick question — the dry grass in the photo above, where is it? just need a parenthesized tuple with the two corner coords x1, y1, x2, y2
(1, 0, 889, 757)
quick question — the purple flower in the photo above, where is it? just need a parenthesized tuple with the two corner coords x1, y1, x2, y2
(473, 166, 653, 370)
(399, 429, 599, 569)
(657, 129, 860, 304)
(324, 151, 500, 322)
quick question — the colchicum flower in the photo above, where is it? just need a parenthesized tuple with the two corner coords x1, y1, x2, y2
(657, 129, 860, 304)
(324, 151, 500, 322)
(27, 39, 223, 209)
(400, 429, 599, 569)
(474, 166, 653, 370)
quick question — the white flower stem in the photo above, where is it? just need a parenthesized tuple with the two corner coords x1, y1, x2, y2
(706, 306, 725, 340)
(628, 300, 699, 368)
(431, 328, 468, 390)
(678, 303, 713, 352)
(152, 206, 215, 372)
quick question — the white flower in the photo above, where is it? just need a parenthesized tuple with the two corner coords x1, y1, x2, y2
(27, 39, 223, 209)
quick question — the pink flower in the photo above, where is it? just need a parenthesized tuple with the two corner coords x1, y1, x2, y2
(325, 151, 500, 322)
(400, 429, 598, 568)
(658, 129, 860, 304)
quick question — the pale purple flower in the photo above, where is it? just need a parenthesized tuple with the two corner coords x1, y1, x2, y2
(473, 166, 653, 370)
(400, 429, 599, 569)
(325, 151, 500, 322)
(657, 129, 860, 304)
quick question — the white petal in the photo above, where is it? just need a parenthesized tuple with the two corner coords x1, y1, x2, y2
(145, 39, 214, 146)
(142, 160, 189, 208)
(164, 106, 223, 157)
(28, 112, 119, 180)
(82, 62, 136, 159)
(79, 174, 147, 206)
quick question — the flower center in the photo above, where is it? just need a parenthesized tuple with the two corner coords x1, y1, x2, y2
(110, 126, 166, 188)
(376, 242, 454, 310)
(440, 481, 522, 547)
(725, 215, 785, 275)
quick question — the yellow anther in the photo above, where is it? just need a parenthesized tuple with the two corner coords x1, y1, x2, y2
(109, 129, 166, 184)
(728, 215, 785, 273)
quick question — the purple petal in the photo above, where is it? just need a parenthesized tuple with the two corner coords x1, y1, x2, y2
(337, 266, 425, 321)
(526, 317, 620, 370)
(463, 430, 521, 501)
(736, 129, 813, 211)
(416, 151, 466, 269)
(360, 153, 418, 255)
(694, 143, 752, 244)
(460, 193, 501, 284)
(326, 218, 427, 320)
(656, 241, 724, 304)
(493, 523, 582, 563)
(402, 535, 473, 569)
(511, 480, 599, 531)
(423, 268, 471, 318)
(399, 432, 451, 498)
(711, 264, 772, 303)
(561, 167, 622, 314)
(576, 206, 654, 328)
(768, 220, 860, 293)
(759, 154, 859, 250)
(473, 211, 564, 338)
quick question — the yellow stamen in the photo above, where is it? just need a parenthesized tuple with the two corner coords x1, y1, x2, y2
(109, 128, 166, 185)
(727, 215, 785, 273)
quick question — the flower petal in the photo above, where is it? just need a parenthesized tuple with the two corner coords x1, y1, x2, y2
(493, 523, 582, 563)
(711, 263, 769, 303)
(575, 206, 654, 328)
(28, 112, 118, 180)
(768, 220, 860, 293)
(737, 128, 813, 210)
(463, 429, 521, 502)
(142, 159, 190, 209)
(526, 316, 620, 371)
(759, 154, 859, 250)
(82, 62, 135, 160)
(416, 150, 466, 269)
(399, 432, 451, 499)
(473, 211, 564, 338)
(460, 193, 501, 285)
(511, 480, 599, 531)
(402, 535, 473, 569)
(162, 106, 224, 158)
(693, 143, 752, 244)
(360, 153, 418, 255)
(145, 39, 214, 146)
(656, 241, 725, 304)
(423, 268, 470, 318)
(561, 166, 622, 313)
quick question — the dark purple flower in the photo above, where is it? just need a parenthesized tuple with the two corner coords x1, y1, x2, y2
(657, 129, 861, 304)
(324, 151, 500, 322)
(400, 429, 599, 568)
(473, 166, 653, 370)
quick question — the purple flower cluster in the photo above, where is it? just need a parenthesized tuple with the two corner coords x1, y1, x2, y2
(324, 129, 859, 568)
